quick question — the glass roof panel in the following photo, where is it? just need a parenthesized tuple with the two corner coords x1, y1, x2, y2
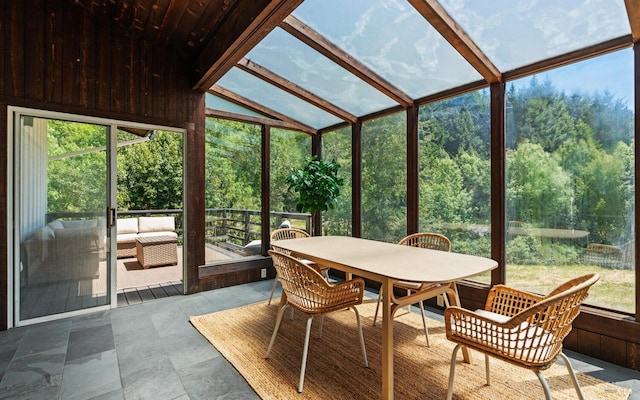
(439, 0, 631, 72)
(292, 0, 483, 99)
(245, 27, 397, 116)
(216, 68, 343, 129)
(205, 93, 267, 118)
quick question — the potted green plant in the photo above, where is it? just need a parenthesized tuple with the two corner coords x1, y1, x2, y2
(286, 156, 344, 235)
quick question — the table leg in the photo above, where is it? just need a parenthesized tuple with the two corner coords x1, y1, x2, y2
(381, 277, 394, 400)
(446, 282, 471, 363)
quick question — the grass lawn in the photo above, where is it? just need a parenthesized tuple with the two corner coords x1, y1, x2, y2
(468, 264, 634, 314)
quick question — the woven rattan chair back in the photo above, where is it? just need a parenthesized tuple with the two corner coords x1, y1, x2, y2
(266, 250, 368, 392)
(267, 228, 319, 305)
(373, 232, 453, 346)
(269, 250, 363, 315)
(444, 273, 600, 400)
(398, 232, 451, 252)
(270, 228, 311, 253)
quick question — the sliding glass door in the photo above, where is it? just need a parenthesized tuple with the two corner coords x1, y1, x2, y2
(13, 109, 115, 324)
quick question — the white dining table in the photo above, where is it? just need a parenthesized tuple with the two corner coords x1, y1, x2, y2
(272, 235, 498, 400)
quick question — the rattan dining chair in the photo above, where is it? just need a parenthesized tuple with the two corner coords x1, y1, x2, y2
(373, 232, 452, 346)
(444, 273, 600, 400)
(268, 227, 330, 305)
(265, 250, 369, 393)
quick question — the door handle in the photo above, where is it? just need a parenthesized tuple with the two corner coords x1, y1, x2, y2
(106, 207, 116, 229)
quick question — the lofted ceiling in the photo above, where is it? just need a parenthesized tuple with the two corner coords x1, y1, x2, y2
(70, 0, 640, 135)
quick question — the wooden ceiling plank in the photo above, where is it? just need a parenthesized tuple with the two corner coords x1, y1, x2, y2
(625, 0, 640, 42)
(193, 0, 303, 91)
(209, 85, 317, 134)
(206, 107, 314, 133)
(155, 0, 190, 48)
(281, 15, 413, 107)
(188, 0, 232, 49)
(143, 0, 172, 43)
(236, 58, 357, 123)
(171, 0, 209, 50)
(409, 0, 501, 84)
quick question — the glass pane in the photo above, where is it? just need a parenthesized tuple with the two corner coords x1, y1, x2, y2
(270, 129, 312, 233)
(116, 129, 184, 288)
(362, 112, 407, 242)
(505, 49, 634, 313)
(418, 90, 491, 284)
(19, 118, 108, 320)
(217, 68, 343, 129)
(246, 27, 397, 116)
(440, 0, 630, 71)
(206, 92, 268, 118)
(205, 118, 262, 259)
(293, 0, 482, 98)
(322, 127, 352, 236)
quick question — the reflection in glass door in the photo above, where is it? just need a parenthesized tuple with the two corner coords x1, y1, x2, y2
(16, 114, 112, 322)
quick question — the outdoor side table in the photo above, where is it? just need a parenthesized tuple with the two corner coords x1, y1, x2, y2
(136, 235, 178, 269)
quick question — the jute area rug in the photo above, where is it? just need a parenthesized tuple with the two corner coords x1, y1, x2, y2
(190, 299, 630, 400)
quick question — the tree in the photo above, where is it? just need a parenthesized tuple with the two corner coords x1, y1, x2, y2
(506, 141, 572, 226)
(47, 120, 107, 213)
(361, 113, 407, 242)
(117, 131, 183, 210)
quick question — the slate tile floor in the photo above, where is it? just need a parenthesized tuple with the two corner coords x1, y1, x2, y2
(0, 279, 639, 400)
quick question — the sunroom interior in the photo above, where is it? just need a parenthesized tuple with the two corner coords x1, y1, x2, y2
(1, 0, 640, 375)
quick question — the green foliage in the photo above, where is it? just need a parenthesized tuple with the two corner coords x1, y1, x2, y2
(361, 113, 407, 242)
(286, 156, 343, 216)
(506, 141, 572, 226)
(47, 121, 107, 213)
(271, 129, 311, 213)
(322, 127, 353, 236)
(419, 146, 471, 224)
(507, 235, 542, 265)
(117, 131, 183, 210)
(205, 118, 261, 210)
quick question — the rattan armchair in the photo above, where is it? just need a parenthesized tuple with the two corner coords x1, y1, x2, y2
(444, 273, 600, 400)
(268, 227, 330, 304)
(373, 232, 452, 346)
(265, 250, 368, 393)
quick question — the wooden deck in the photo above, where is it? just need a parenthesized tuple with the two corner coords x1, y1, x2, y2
(117, 281, 183, 306)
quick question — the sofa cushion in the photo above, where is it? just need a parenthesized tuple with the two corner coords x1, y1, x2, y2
(137, 231, 178, 239)
(33, 225, 55, 241)
(117, 233, 139, 243)
(138, 216, 175, 233)
(61, 219, 98, 229)
(48, 220, 64, 231)
(117, 218, 139, 234)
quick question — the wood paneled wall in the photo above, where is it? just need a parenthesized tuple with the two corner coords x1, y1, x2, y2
(1, 0, 202, 124)
(0, 0, 206, 329)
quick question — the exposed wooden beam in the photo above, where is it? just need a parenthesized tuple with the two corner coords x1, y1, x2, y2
(625, 0, 640, 42)
(317, 104, 406, 135)
(236, 58, 357, 123)
(280, 15, 413, 107)
(406, 106, 419, 235)
(490, 82, 506, 286)
(503, 35, 632, 81)
(415, 79, 488, 107)
(352, 122, 363, 238)
(192, 0, 303, 91)
(208, 86, 317, 134)
(408, 0, 501, 84)
(205, 107, 315, 134)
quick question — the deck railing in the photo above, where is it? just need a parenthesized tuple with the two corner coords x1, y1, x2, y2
(47, 208, 312, 248)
